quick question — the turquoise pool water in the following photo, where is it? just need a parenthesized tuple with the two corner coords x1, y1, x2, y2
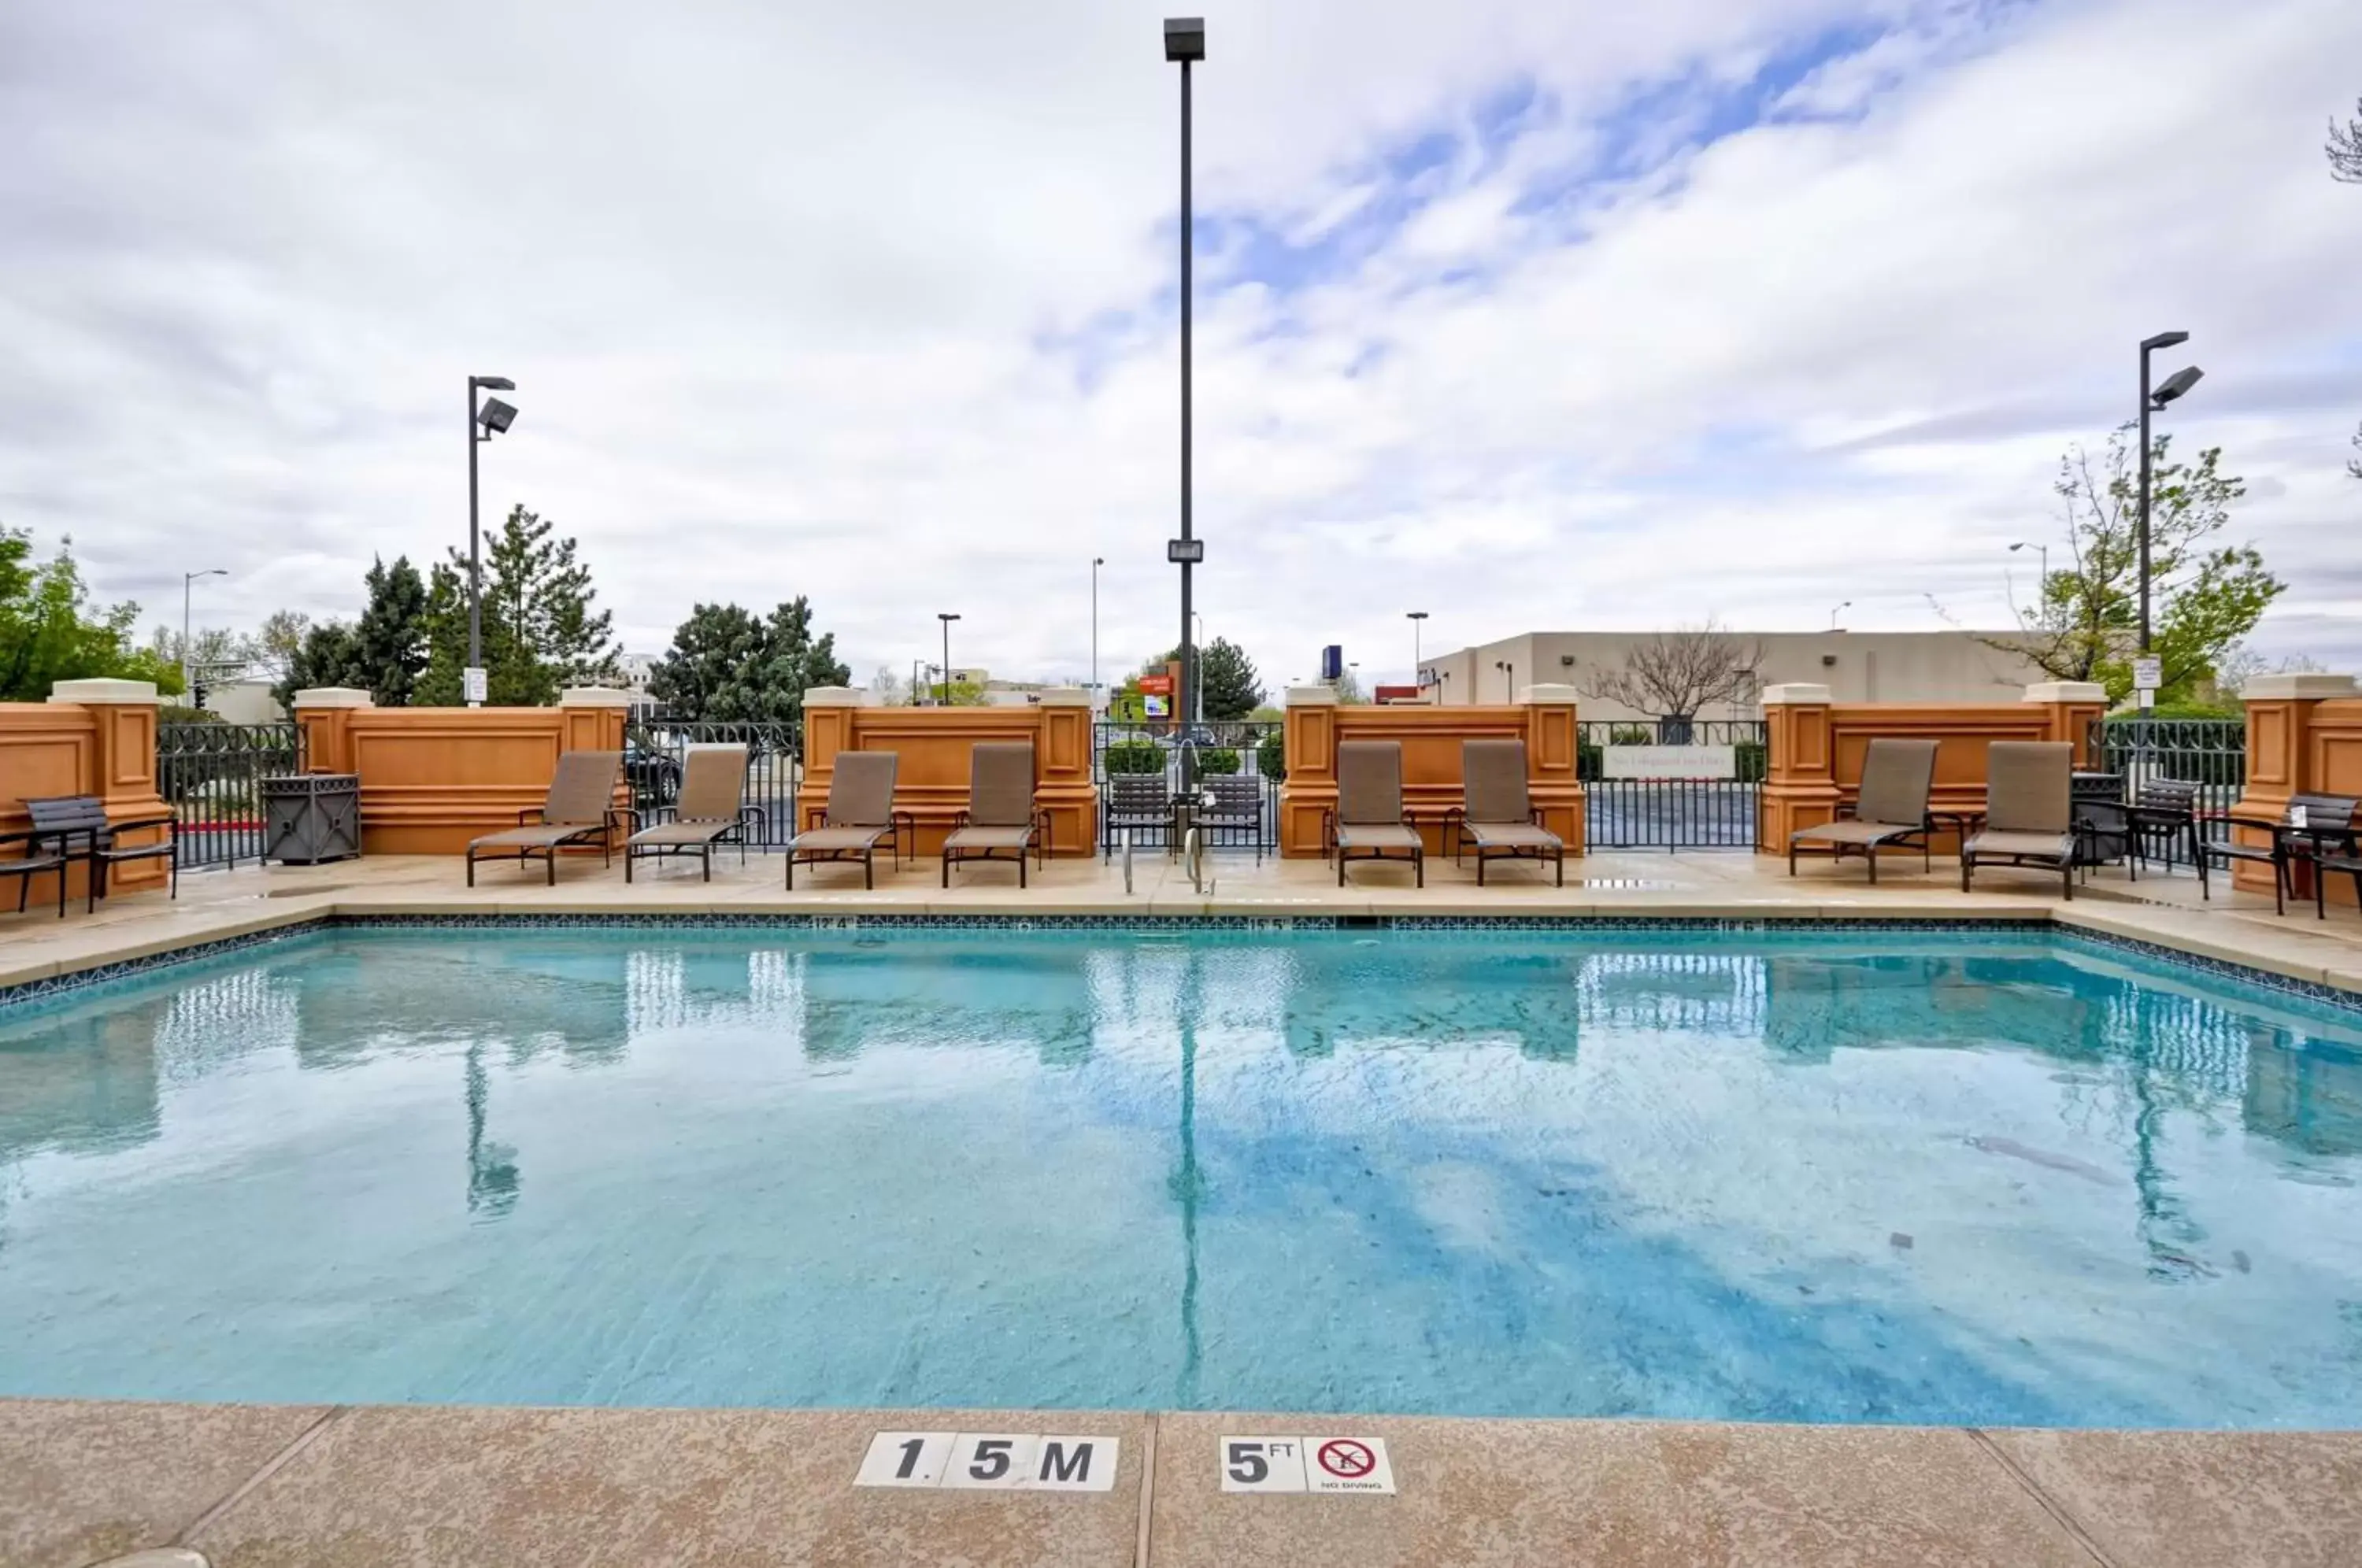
(3, 924, 2360, 1427)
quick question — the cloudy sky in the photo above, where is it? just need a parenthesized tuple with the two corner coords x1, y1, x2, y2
(3, 0, 2358, 693)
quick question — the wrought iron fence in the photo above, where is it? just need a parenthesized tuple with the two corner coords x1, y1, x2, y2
(624, 719, 804, 848)
(1578, 719, 1766, 851)
(158, 722, 304, 870)
(2088, 717, 2247, 866)
(1094, 720, 1282, 854)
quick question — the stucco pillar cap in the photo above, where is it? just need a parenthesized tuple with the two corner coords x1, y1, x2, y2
(292, 687, 376, 709)
(1285, 686, 1339, 707)
(802, 686, 867, 708)
(1516, 683, 1579, 705)
(1036, 686, 1091, 707)
(558, 686, 632, 708)
(2239, 673, 2356, 701)
(1760, 683, 1832, 705)
(48, 677, 160, 704)
(2022, 681, 2107, 704)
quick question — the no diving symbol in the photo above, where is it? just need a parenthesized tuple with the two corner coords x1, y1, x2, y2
(1317, 1439, 1375, 1480)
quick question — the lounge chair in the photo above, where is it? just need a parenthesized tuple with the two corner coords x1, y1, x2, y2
(1331, 740, 1423, 887)
(1453, 738, 1563, 886)
(942, 741, 1047, 886)
(624, 745, 758, 882)
(1961, 741, 2076, 900)
(1786, 738, 1937, 883)
(2202, 793, 2358, 916)
(787, 751, 902, 889)
(466, 750, 625, 886)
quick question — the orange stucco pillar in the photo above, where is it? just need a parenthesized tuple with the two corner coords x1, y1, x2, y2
(292, 686, 373, 775)
(2024, 681, 2108, 767)
(1032, 688, 1097, 857)
(1278, 686, 1340, 857)
(558, 688, 631, 849)
(794, 686, 864, 833)
(1758, 683, 1839, 855)
(49, 677, 171, 890)
(1519, 683, 1585, 855)
(2234, 674, 2359, 897)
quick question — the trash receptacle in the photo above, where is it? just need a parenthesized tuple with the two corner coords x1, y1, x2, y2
(261, 774, 362, 864)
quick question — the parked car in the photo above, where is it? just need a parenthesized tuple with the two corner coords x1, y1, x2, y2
(624, 741, 680, 808)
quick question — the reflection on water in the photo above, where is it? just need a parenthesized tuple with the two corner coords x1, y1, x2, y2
(2, 927, 2360, 1426)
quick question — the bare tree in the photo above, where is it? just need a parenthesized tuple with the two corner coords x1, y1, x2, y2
(2331, 96, 2362, 183)
(1582, 622, 1764, 720)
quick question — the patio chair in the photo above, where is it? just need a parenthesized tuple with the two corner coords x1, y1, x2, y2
(943, 741, 1048, 886)
(2313, 843, 2362, 922)
(1453, 738, 1563, 886)
(1331, 740, 1423, 887)
(2124, 778, 2204, 884)
(1194, 773, 1268, 863)
(26, 794, 180, 912)
(624, 745, 759, 883)
(1103, 771, 1173, 861)
(465, 750, 626, 886)
(0, 827, 70, 919)
(2201, 793, 2359, 917)
(1961, 741, 2076, 900)
(787, 751, 903, 889)
(1785, 738, 1937, 883)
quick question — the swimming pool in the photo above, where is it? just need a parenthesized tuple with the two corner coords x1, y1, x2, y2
(3, 921, 2359, 1428)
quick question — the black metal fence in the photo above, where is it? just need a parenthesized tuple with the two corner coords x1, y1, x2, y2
(1579, 719, 1766, 850)
(2087, 717, 2247, 862)
(1094, 720, 1281, 854)
(624, 719, 804, 848)
(158, 722, 304, 870)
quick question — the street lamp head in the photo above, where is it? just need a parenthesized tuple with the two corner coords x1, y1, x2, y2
(2140, 331, 2190, 353)
(1406, 610, 1428, 621)
(938, 612, 961, 623)
(1094, 556, 1105, 566)
(472, 375, 516, 392)
(2150, 365, 2205, 407)
(1163, 17, 1205, 61)
(476, 397, 518, 435)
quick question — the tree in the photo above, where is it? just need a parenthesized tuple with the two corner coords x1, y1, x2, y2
(870, 664, 908, 705)
(274, 619, 365, 714)
(349, 555, 431, 706)
(645, 597, 850, 722)
(0, 527, 182, 701)
(1581, 621, 1764, 721)
(417, 506, 620, 705)
(1985, 427, 2276, 706)
(251, 610, 311, 690)
(1153, 638, 1266, 720)
(2331, 96, 2362, 183)
(148, 625, 253, 677)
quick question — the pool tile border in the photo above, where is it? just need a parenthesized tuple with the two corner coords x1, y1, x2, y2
(4, 909, 2359, 1018)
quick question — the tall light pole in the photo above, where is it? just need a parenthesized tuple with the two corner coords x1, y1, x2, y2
(182, 568, 226, 702)
(1091, 557, 1105, 708)
(2138, 331, 2204, 671)
(938, 612, 961, 706)
(1407, 611, 1428, 688)
(1829, 601, 1851, 631)
(2008, 541, 2049, 605)
(1164, 18, 1205, 755)
(466, 375, 518, 707)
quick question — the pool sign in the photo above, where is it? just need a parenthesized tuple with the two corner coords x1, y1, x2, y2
(1221, 1434, 1396, 1495)
(2133, 656, 2162, 692)
(855, 1430, 1117, 1492)
(1601, 744, 1735, 781)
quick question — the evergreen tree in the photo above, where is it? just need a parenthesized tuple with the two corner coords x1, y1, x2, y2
(1153, 636, 1267, 720)
(647, 597, 850, 722)
(416, 507, 619, 705)
(350, 555, 431, 705)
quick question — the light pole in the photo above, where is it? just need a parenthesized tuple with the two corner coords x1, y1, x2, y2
(1829, 601, 1851, 631)
(2138, 331, 2204, 667)
(1495, 660, 1514, 701)
(1407, 611, 1428, 688)
(181, 568, 226, 702)
(1091, 557, 1105, 708)
(466, 375, 518, 707)
(1164, 17, 1205, 758)
(938, 612, 961, 706)
(2008, 541, 2049, 605)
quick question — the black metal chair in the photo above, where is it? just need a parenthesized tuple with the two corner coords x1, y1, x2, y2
(1103, 771, 1174, 860)
(25, 794, 179, 912)
(2201, 793, 2360, 917)
(1193, 773, 1268, 863)
(2123, 778, 2203, 885)
(0, 828, 71, 918)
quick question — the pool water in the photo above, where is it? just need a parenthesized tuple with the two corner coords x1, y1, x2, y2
(4, 924, 2360, 1428)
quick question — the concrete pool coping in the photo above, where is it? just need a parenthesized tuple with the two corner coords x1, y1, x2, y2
(9, 1397, 2362, 1567)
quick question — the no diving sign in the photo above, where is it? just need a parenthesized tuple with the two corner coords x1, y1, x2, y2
(1221, 1434, 1396, 1495)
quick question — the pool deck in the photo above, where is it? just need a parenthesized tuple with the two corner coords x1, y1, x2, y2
(6, 847, 2362, 1566)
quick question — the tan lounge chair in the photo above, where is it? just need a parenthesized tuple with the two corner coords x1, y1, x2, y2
(1962, 741, 2076, 900)
(942, 741, 1047, 886)
(625, 745, 757, 882)
(466, 750, 624, 886)
(1453, 738, 1563, 886)
(787, 751, 902, 889)
(1332, 740, 1423, 887)
(1787, 737, 1938, 883)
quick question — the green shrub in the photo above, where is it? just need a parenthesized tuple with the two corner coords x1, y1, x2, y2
(1194, 747, 1241, 775)
(1609, 724, 1653, 745)
(1734, 739, 1768, 783)
(1257, 729, 1287, 782)
(1102, 739, 1165, 775)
